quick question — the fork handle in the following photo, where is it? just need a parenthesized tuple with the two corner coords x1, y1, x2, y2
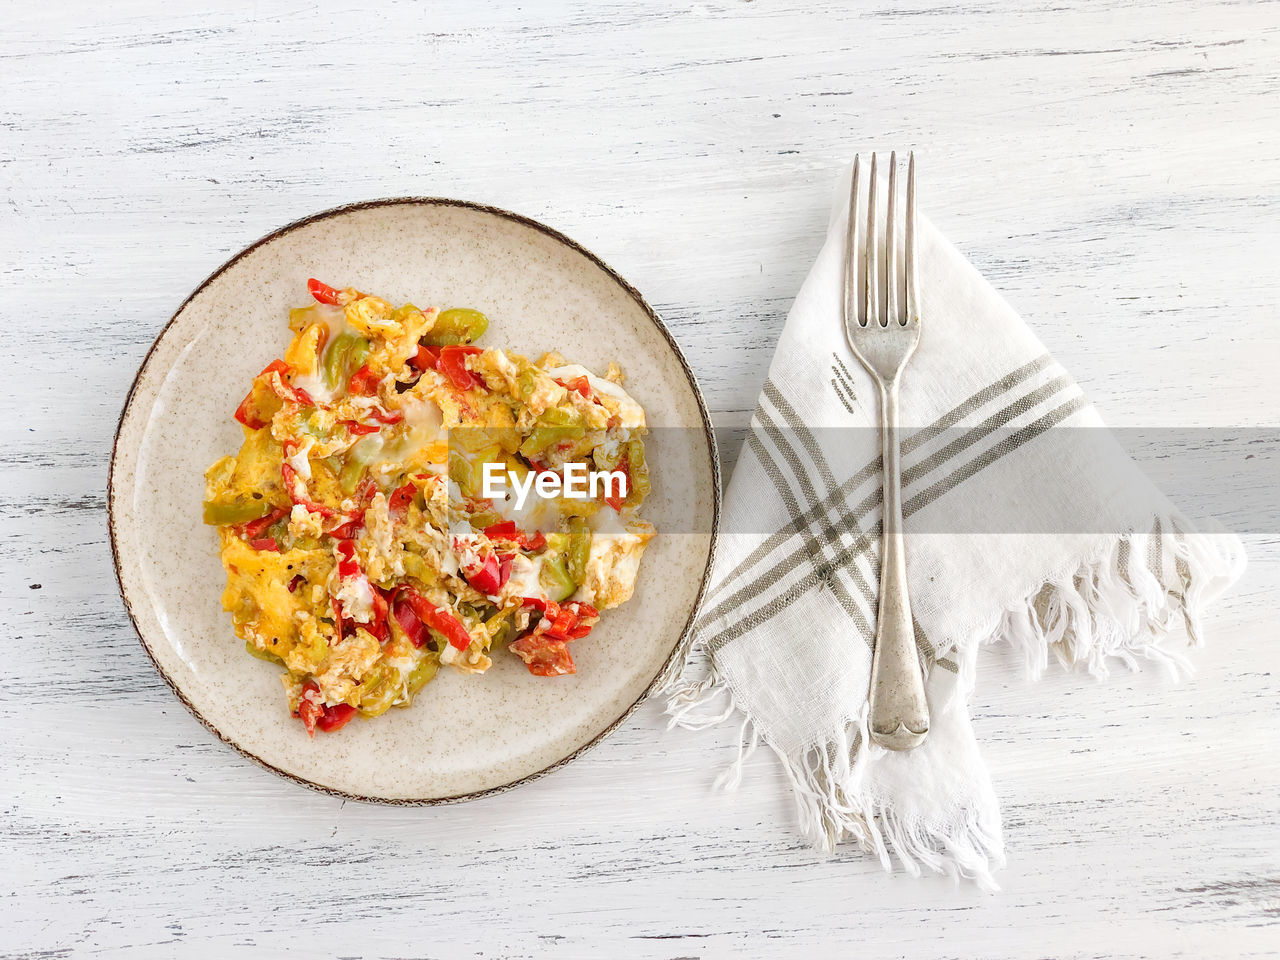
(868, 379, 930, 751)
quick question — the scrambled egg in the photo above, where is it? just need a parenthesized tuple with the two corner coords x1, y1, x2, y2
(203, 282, 654, 735)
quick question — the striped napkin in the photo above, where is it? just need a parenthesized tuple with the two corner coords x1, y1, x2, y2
(663, 165, 1245, 888)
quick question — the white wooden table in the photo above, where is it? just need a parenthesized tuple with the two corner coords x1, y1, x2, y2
(5, 2, 1279, 956)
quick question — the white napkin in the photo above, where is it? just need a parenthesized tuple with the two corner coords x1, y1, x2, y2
(663, 165, 1245, 888)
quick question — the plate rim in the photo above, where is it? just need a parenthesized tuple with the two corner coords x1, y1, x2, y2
(107, 196, 722, 805)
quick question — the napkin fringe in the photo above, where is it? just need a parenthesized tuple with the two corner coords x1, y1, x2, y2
(983, 522, 1240, 683)
(663, 519, 1238, 888)
(666, 668, 1006, 889)
(872, 793, 1006, 893)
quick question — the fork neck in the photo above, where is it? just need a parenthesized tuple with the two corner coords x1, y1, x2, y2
(877, 377, 905, 539)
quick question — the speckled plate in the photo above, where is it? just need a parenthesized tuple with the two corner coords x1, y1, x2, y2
(108, 199, 719, 802)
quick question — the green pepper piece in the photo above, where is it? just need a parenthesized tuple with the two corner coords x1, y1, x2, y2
(519, 425, 580, 459)
(322, 332, 356, 391)
(347, 338, 372, 376)
(625, 437, 651, 501)
(402, 552, 436, 585)
(289, 305, 318, 328)
(539, 554, 577, 603)
(468, 508, 501, 530)
(539, 407, 583, 428)
(203, 497, 273, 526)
(515, 367, 541, 402)
(485, 614, 515, 648)
(566, 516, 591, 586)
(518, 426, 558, 459)
(392, 303, 421, 323)
(338, 436, 381, 495)
(356, 666, 399, 718)
(423, 307, 489, 346)
(448, 449, 475, 497)
(518, 406, 587, 458)
(469, 445, 502, 495)
(244, 639, 284, 665)
(338, 458, 366, 495)
(401, 655, 439, 702)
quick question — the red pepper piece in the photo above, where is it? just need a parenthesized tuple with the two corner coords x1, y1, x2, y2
(521, 596, 553, 614)
(233, 394, 268, 430)
(399, 586, 473, 650)
(542, 606, 579, 642)
(307, 278, 343, 305)
(392, 592, 428, 647)
(464, 552, 506, 595)
(335, 539, 359, 579)
(281, 461, 337, 518)
(518, 598, 597, 645)
(248, 537, 280, 552)
(498, 553, 514, 586)
(556, 375, 591, 399)
(509, 633, 576, 677)
(233, 360, 291, 428)
(369, 408, 404, 425)
(316, 702, 356, 732)
(237, 506, 288, 540)
(565, 600, 599, 620)
(240, 359, 313, 408)
(437, 345, 483, 391)
(389, 482, 417, 514)
(296, 681, 323, 737)
(264, 362, 314, 406)
(483, 520, 547, 552)
(327, 518, 360, 539)
(483, 520, 517, 540)
(368, 586, 391, 644)
(348, 364, 381, 396)
(603, 456, 629, 512)
(409, 344, 440, 372)
(343, 420, 381, 436)
(287, 574, 305, 593)
(330, 595, 352, 641)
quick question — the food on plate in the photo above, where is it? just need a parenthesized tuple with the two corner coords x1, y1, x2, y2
(202, 278, 655, 735)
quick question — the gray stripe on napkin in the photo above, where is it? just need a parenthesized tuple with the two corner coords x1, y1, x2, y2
(902, 353, 1056, 456)
(902, 393, 1088, 517)
(711, 353, 1056, 599)
(703, 390, 1089, 656)
(763, 382, 943, 665)
(901, 374, 1074, 488)
(703, 364, 1078, 644)
(764, 379, 838, 492)
(747, 428, 875, 646)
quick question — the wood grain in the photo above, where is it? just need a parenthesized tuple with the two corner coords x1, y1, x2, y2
(3, 0, 1278, 956)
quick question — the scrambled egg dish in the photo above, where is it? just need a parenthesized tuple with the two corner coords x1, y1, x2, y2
(203, 278, 654, 735)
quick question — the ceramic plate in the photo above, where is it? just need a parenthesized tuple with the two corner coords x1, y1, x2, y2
(109, 199, 719, 802)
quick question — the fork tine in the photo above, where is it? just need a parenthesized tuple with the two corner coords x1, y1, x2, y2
(886, 150, 898, 326)
(866, 152, 879, 327)
(906, 151, 918, 325)
(845, 155, 865, 329)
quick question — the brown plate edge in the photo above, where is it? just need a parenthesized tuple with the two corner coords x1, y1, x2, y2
(105, 196, 723, 806)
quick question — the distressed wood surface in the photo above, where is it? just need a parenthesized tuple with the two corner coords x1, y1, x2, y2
(4, 1, 1279, 957)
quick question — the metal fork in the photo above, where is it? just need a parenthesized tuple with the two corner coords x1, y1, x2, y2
(843, 151, 930, 751)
